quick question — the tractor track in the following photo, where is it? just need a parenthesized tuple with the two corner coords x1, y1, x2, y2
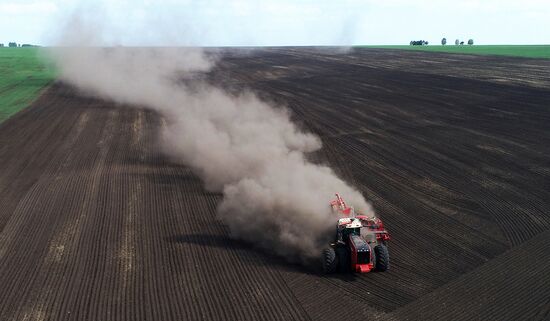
(1, 48, 550, 320)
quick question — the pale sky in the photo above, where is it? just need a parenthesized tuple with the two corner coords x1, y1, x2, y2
(0, 0, 549, 46)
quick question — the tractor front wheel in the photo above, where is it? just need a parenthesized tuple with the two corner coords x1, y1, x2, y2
(374, 244, 390, 272)
(322, 248, 338, 274)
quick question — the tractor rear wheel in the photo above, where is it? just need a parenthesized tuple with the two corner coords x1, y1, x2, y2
(374, 244, 390, 272)
(322, 248, 338, 274)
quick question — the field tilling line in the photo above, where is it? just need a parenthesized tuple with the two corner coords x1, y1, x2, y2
(1, 48, 549, 320)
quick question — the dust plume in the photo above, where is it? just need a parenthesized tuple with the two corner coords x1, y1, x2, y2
(46, 14, 374, 261)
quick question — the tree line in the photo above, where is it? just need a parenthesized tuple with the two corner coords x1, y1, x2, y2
(410, 40, 429, 46)
(442, 38, 474, 45)
(0, 42, 36, 48)
(410, 38, 474, 46)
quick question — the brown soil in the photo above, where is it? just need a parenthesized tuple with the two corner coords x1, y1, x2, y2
(1, 47, 549, 320)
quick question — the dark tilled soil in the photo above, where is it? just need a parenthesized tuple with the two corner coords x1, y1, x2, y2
(1, 48, 549, 321)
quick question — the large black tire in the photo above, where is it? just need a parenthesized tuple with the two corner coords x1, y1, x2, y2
(336, 247, 350, 273)
(322, 248, 338, 274)
(374, 244, 390, 272)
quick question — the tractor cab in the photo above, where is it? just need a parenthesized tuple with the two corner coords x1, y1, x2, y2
(337, 217, 361, 242)
(337, 217, 362, 230)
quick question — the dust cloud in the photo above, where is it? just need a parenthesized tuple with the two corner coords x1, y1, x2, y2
(46, 12, 374, 261)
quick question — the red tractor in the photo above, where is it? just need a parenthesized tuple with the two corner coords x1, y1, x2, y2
(323, 194, 390, 274)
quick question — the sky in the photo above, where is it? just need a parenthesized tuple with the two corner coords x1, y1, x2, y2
(0, 0, 549, 46)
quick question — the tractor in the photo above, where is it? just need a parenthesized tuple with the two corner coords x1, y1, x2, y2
(322, 194, 390, 274)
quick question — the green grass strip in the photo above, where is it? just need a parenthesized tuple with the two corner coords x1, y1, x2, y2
(0, 47, 55, 123)
(356, 45, 550, 59)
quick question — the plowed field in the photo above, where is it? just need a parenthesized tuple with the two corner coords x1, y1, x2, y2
(1, 48, 549, 320)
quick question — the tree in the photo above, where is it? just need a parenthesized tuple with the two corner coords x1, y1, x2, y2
(8, 42, 17, 47)
(460, 41, 465, 45)
(455, 39, 460, 46)
(442, 38, 447, 45)
(468, 39, 474, 45)
(0, 43, 4, 47)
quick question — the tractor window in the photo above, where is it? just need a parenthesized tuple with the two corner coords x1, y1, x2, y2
(342, 228, 360, 237)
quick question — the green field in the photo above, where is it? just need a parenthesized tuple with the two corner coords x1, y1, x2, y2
(0, 47, 55, 123)
(359, 45, 550, 59)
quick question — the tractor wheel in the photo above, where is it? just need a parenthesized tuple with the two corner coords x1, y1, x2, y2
(336, 247, 350, 273)
(322, 248, 338, 274)
(374, 244, 390, 272)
